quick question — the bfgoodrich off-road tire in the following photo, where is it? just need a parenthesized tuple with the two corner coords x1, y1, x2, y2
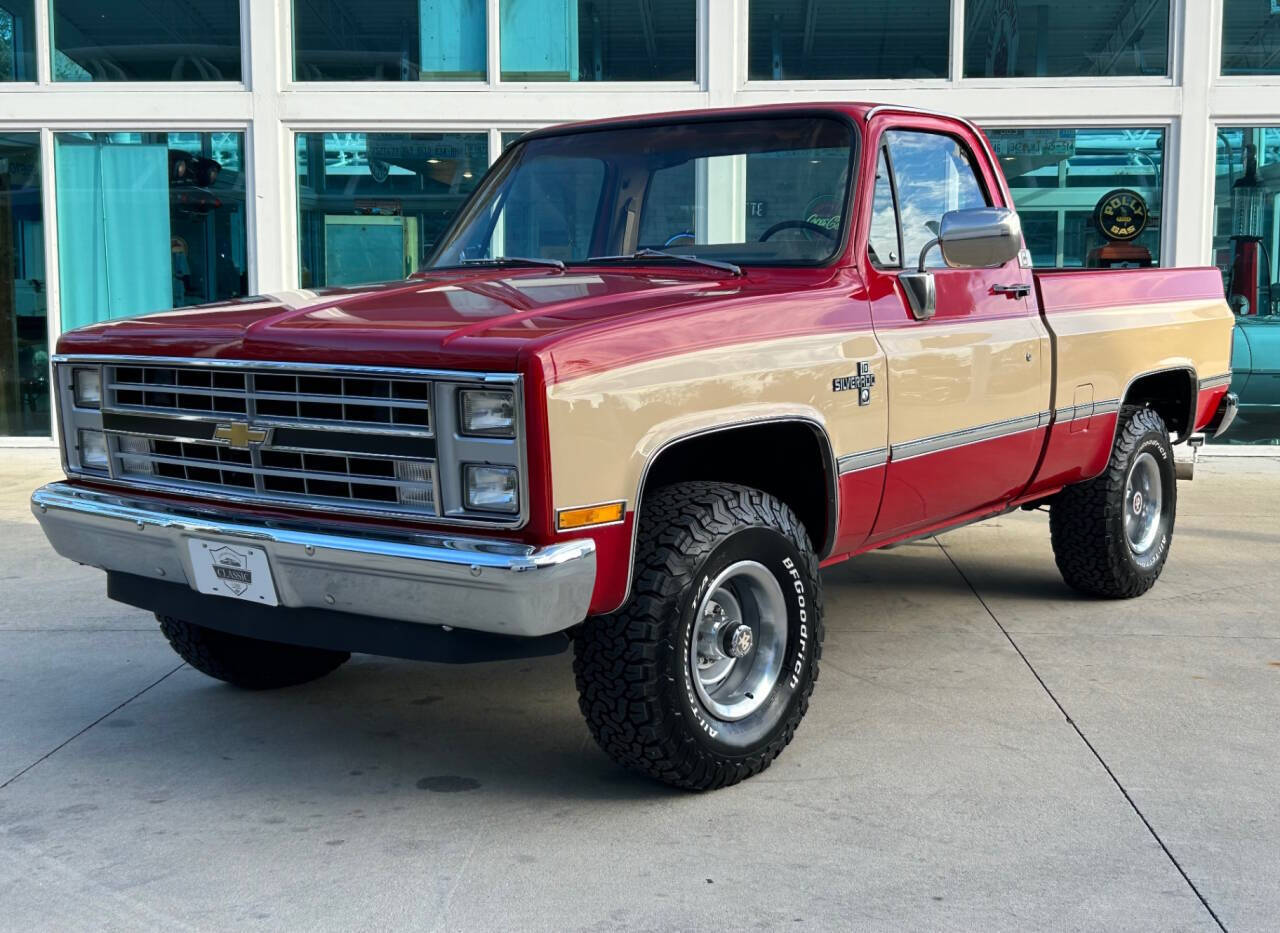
(573, 482, 823, 791)
(158, 615, 350, 689)
(1050, 406, 1177, 598)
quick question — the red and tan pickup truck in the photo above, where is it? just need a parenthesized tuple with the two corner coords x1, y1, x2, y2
(33, 103, 1237, 790)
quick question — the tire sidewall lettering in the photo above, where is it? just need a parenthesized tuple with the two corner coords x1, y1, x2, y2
(675, 529, 817, 754)
(1126, 431, 1175, 572)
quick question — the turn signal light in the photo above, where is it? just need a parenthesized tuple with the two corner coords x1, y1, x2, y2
(557, 501, 625, 530)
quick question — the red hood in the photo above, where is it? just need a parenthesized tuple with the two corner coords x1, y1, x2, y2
(57, 265, 844, 374)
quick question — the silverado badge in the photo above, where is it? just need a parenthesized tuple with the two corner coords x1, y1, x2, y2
(833, 362, 876, 406)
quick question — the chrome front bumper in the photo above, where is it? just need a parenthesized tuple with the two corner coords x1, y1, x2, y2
(31, 483, 596, 638)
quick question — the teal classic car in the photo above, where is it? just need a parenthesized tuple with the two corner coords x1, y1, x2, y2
(1226, 312, 1280, 443)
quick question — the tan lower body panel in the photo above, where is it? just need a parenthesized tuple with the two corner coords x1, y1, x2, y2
(1048, 298, 1234, 410)
(874, 314, 1051, 452)
(545, 330, 887, 514)
(546, 297, 1233, 524)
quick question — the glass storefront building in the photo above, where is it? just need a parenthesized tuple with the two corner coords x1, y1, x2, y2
(1, 0, 1278, 444)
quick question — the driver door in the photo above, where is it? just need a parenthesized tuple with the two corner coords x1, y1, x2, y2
(864, 121, 1047, 543)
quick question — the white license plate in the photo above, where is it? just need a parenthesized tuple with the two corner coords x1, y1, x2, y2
(187, 538, 279, 606)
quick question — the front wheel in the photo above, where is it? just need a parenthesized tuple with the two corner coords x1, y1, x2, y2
(158, 615, 350, 689)
(1050, 406, 1177, 598)
(573, 482, 823, 790)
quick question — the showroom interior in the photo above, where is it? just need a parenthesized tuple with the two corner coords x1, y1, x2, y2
(0, 0, 1277, 444)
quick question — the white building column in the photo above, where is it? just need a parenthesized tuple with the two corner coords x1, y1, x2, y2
(244, 0, 294, 293)
(706, 0, 739, 107)
(1169, 0, 1219, 267)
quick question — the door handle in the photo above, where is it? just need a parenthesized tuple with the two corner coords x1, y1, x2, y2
(993, 283, 1031, 298)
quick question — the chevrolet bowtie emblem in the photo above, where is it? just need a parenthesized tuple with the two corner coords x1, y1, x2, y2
(212, 422, 270, 449)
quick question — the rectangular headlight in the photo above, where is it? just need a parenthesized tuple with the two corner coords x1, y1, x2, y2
(459, 389, 515, 438)
(74, 368, 102, 408)
(463, 464, 519, 513)
(78, 429, 109, 471)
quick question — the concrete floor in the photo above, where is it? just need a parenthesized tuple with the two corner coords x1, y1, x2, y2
(1, 448, 1277, 932)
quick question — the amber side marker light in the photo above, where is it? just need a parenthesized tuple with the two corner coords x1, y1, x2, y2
(557, 502, 625, 530)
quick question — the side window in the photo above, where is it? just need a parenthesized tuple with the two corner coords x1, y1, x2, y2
(885, 130, 989, 268)
(868, 148, 901, 267)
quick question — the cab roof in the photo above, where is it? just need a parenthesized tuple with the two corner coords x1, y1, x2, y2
(516, 101, 880, 143)
(515, 101, 982, 146)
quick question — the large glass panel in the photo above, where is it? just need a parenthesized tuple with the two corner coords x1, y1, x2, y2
(1222, 0, 1280, 76)
(293, 0, 486, 81)
(0, 134, 47, 436)
(499, 0, 694, 81)
(54, 132, 248, 328)
(1, 1, 36, 80)
(296, 132, 487, 287)
(1212, 126, 1280, 445)
(992, 127, 1165, 268)
(964, 0, 1169, 78)
(50, 0, 241, 81)
(432, 116, 855, 268)
(748, 0, 948, 80)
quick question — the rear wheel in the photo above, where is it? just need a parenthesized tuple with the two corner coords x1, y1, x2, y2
(573, 482, 823, 790)
(1050, 406, 1177, 598)
(158, 615, 350, 689)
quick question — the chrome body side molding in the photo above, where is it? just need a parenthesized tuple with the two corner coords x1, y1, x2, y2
(837, 447, 889, 474)
(888, 411, 1050, 462)
(1053, 398, 1122, 423)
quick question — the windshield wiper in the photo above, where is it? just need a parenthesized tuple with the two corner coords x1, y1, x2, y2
(584, 248, 742, 277)
(461, 256, 566, 271)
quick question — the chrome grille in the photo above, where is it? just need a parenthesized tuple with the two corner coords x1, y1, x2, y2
(114, 436, 436, 511)
(107, 363, 431, 433)
(100, 361, 438, 516)
(57, 356, 525, 526)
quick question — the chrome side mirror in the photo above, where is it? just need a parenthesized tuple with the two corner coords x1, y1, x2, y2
(933, 207, 1023, 270)
(900, 208, 1023, 321)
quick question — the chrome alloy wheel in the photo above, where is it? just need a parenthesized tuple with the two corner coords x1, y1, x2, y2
(1124, 451, 1163, 556)
(690, 560, 788, 722)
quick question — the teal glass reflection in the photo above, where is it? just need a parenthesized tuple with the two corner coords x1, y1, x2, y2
(992, 127, 1165, 269)
(51, 0, 241, 81)
(1212, 127, 1280, 445)
(54, 132, 248, 328)
(964, 0, 1169, 78)
(749, 0, 947, 80)
(296, 132, 488, 287)
(0, 2, 36, 81)
(500, 0, 694, 81)
(0, 133, 48, 436)
(1222, 0, 1280, 76)
(293, 0, 486, 81)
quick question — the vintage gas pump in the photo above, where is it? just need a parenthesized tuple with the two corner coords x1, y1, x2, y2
(1227, 145, 1271, 316)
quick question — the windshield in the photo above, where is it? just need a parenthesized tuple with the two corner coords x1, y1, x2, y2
(429, 116, 856, 269)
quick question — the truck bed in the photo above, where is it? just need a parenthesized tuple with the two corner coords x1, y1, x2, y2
(1025, 266, 1233, 496)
